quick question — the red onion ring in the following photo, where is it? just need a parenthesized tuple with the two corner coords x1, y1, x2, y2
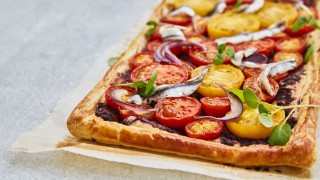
(196, 83, 243, 121)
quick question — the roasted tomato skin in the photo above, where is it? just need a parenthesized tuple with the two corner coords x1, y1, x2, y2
(161, 14, 192, 26)
(243, 68, 288, 83)
(130, 51, 154, 69)
(185, 119, 224, 140)
(235, 38, 275, 57)
(200, 97, 231, 117)
(226, 104, 285, 139)
(155, 96, 201, 129)
(275, 37, 306, 53)
(130, 63, 189, 85)
(147, 40, 162, 52)
(105, 86, 136, 110)
(273, 51, 304, 70)
(243, 76, 279, 103)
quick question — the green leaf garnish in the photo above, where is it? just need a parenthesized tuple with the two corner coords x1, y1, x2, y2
(213, 44, 234, 65)
(139, 84, 157, 97)
(234, 0, 242, 8)
(268, 123, 291, 146)
(243, 88, 259, 109)
(146, 20, 158, 36)
(258, 104, 271, 114)
(218, 44, 226, 53)
(229, 88, 245, 102)
(292, 17, 309, 32)
(309, 17, 320, 29)
(226, 46, 235, 58)
(304, 44, 314, 63)
(213, 53, 225, 65)
(258, 113, 274, 128)
(108, 57, 120, 66)
(145, 71, 157, 94)
(117, 81, 147, 89)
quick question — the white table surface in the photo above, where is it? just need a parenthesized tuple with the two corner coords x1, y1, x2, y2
(0, 0, 215, 179)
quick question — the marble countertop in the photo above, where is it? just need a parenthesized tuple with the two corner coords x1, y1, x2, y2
(0, 0, 215, 179)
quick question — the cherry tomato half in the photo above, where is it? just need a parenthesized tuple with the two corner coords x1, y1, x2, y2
(155, 96, 201, 129)
(226, 104, 285, 139)
(189, 41, 231, 66)
(185, 119, 224, 140)
(273, 51, 304, 70)
(105, 86, 136, 110)
(161, 14, 192, 26)
(130, 51, 154, 69)
(130, 63, 189, 85)
(200, 97, 231, 117)
(275, 37, 306, 53)
(235, 38, 275, 57)
(243, 76, 279, 102)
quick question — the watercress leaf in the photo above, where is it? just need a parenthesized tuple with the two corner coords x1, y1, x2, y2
(146, 28, 156, 36)
(146, 71, 157, 94)
(258, 113, 274, 128)
(226, 46, 235, 58)
(146, 21, 157, 27)
(309, 17, 320, 29)
(139, 84, 157, 97)
(117, 81, 147, 88)
(268, 123, 291, 146)
(304, 44, 314, 63)
(291, 17, 309, 32)
(229, 88, 245, 102)
(213, 54, 224, 65)
(234, 0, 242, 8)
(243, 87, 259, 109)
(108, 57, 120, 66)
(218, 44, 227, 53)
(258, 103, 272, 114)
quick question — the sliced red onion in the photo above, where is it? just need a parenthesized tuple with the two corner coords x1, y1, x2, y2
(196, 83, 243, 121)
(154, 41, 206, 65)
(110, 89, 158, 113)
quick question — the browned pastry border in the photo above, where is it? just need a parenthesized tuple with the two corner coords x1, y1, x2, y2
(67, 0, 320, 168)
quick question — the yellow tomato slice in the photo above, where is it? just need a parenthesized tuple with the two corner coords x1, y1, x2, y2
(173, 0, 218, 17)
(191, 64, 244, 97)
(256, 2, 298, 28)
(226, 104, 285, 139)
(207, 13, 260, 39)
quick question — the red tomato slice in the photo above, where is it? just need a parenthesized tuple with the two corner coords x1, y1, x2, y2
(275, 37, 306, 53)
(235, 38, 275, 57)
(130, 62, 189, 85)
(185, 119, 224, 140)
(284, 24, 315, 37)
(243, 76, 279, 102)
(225, 0, 253, 6)
(155, 96, 201, 129)
(188, 40, 231, 66)
(200, 97, 231, 117)
(105, 86, 136, 110)
(243, 67, 288, 82)
(161, 14, 192, 26)
(147, 40, 163, 52)
(273, 51, 304, 70)
(150, 26, 161, 40)
(130, 51, 154, 69)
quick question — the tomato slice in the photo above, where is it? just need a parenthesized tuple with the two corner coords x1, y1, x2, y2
(255, 2, 298, 28)
(243, 67, 288, 82)
(200, 97, 231, 117)
(226, 104, 285, 139)
(235, 38, 275, 57)
(185, 119, 224, 140)
(105, 86, 136, 110)
(275, 37, 306, 53)
(130, 63, 189, 85)
(273, 51, 304, 70)
(147, 40, 162, 52)
(130, 51, 154, 69)
(284, 24, 315, 37)
(188, 41, 231, 66)
(150, 26, 161, 41)
(161, 14, 192, 26)
(191, 64, 245, 97)
(155, 96, 201, 128)
(243, 76, 279, 102)
(207, 13, 260, 39)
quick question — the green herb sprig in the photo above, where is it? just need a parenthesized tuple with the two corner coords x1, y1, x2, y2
(117, 71, 158, 98)
(229, 87, 320, 146)
(146, 21, 158, 36)
(234, 0, 242, 8)
(291, 16, 320, 32)
(304, 44, 314, 63)
(214, 44, 235, 65)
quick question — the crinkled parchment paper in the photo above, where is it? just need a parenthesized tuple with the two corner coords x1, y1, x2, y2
(10, 0, 320, 179)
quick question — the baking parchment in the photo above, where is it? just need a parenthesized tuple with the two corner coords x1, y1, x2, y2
(10, 1, 320, 179)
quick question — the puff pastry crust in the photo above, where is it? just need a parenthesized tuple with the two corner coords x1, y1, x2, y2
(67, 0, 320, 168)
